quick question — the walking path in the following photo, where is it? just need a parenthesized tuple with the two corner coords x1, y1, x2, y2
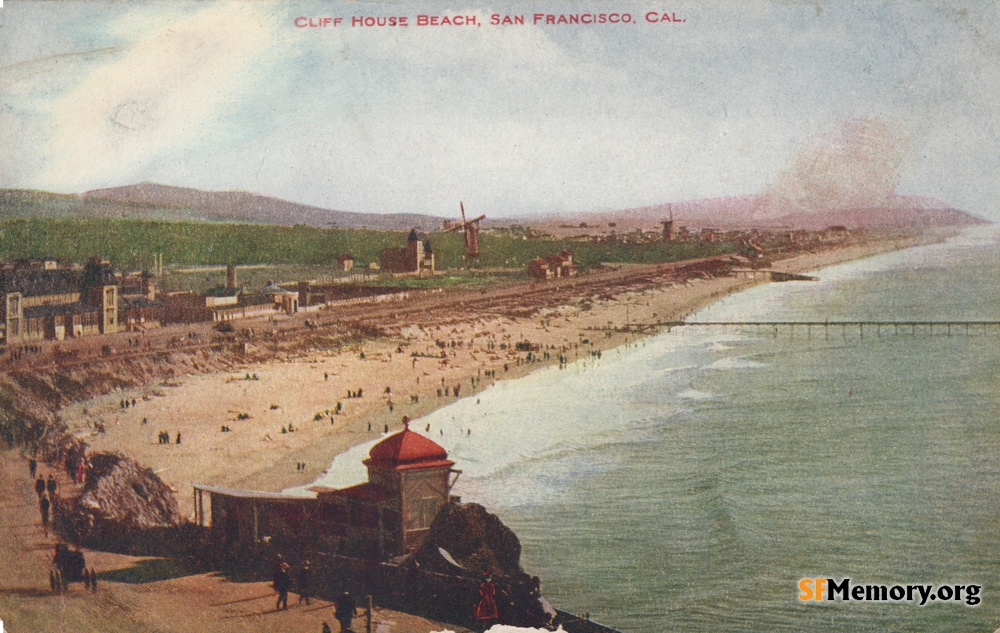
(0, 450, 465, 633)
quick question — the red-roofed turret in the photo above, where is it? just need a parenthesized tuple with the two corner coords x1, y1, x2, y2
(365, 416, 453, 470)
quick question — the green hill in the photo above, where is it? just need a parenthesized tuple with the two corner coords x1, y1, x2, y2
(0, 216, 734, 273)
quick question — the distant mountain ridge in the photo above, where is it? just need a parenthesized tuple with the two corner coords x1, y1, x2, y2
(80, 183, 446, 230)
(532, 194, 987, 230)
(0, 183, 987, 231)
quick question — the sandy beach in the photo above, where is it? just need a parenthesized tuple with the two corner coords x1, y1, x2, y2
(56, 234, 938, 518)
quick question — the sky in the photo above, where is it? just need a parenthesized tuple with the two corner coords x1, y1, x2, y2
(1, 0, 999, 219)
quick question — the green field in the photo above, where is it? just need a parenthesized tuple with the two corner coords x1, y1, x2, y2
(0, 217, 736, 282)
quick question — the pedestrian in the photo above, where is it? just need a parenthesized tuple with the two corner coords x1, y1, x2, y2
(297, 560, 312, 605)
(29, 457, 37, 478)
(40, 494, 50, 537)
(175, 432, 182, 445)
(334, 591, 357, 633)
(273, 561, 291, 610)
(35, 475, 46, 498)
(46, 474, 57, 499)
(91, 567, 98, 593)
(475, 570, 499, 628)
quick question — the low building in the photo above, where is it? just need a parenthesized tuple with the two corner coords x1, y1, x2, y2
(204, 287, 240, 308)
(337, 255, 354, 272)
(527, 258, 552, 280)
(379, 230, 435, 275)
(211, 294, 277, 322)
(528, 251, 577, 280)
(193, 419, 460, 559)
(119, 296, 163, 332)
(0, 257, 118, 342)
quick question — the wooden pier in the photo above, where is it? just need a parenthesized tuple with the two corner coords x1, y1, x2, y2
(595, 321, 1000, 338)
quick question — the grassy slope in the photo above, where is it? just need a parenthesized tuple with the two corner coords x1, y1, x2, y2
(0, 216, 735, 273)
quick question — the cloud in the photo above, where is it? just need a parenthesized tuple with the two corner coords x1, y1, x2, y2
(33, 3, 281, 191)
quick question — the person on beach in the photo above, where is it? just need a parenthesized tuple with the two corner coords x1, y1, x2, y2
(175, 432, 182, 444)
(334, 591, 357, 632)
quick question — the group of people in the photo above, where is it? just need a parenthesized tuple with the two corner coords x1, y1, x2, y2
(271, 558, 357, 632)
(345, 388, 364, 398)
(157, 431, 180, 444)
(31, 464, 58, 537)
(8, 343, 43, 361)
(119, 397, 138, 409)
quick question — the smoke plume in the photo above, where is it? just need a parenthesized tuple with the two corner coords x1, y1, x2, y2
(755, 117, 911, 219)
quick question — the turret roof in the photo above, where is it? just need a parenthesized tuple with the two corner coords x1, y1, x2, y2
(366, 419, 452, 469)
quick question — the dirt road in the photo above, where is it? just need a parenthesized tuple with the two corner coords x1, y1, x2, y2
(0, 451, 464, 633)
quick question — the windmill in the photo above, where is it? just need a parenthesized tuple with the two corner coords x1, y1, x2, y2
(447, 202, 486, 262)
(660, 204, 675, 241)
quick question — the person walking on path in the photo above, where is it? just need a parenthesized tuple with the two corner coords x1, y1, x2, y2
(46, 474, 57, 500)
(28, 458, 37, 479)
(273, 561, 291, 610)
(39, 494, 50, 537)
(334, 591, 357, 632)
(35, 475, 46, 498)
(297, 560, 312, 605)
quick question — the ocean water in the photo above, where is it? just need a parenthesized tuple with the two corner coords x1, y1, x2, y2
(309, 226, 1000, 632)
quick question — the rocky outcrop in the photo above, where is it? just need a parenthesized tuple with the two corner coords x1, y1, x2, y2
(405, 502, 554, 629)
(414, 501, 524, 577)
(63, 452, 183, 547)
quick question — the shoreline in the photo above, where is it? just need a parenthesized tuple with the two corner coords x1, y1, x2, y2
(57, 232, 946, 517)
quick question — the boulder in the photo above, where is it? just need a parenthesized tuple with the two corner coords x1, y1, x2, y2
(413, 502, 523, 577)
(66, 452, 182, 546)
(407, 502, 553, 629)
